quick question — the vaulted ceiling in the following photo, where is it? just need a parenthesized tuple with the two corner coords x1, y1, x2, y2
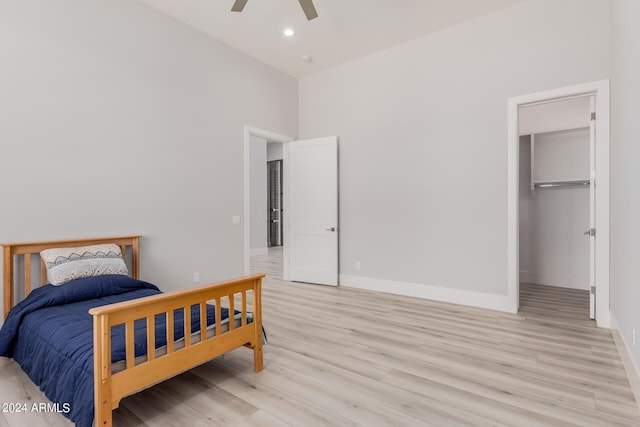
(139, 0, 524, 78)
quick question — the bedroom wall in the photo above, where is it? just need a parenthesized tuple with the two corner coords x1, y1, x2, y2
(610, 0, 640, 376)
(0, 0, 297, 316)
(299, 0, 611, 309)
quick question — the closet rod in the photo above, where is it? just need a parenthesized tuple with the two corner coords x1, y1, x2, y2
(533, 180, 590, 189)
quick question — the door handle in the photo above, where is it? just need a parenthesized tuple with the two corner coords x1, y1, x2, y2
(325, 227, 336, 232)
(584, 228, 595, 236)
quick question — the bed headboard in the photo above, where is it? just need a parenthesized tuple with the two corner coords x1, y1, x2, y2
(2, 236, 141, 320)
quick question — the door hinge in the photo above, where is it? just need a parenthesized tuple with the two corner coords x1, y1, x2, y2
(591, 112, 596, 121)
(590, 286, 596, 295)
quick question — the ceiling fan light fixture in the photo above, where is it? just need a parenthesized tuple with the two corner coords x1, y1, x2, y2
(231, 0, 318, 21)
(230, 0, 248, 12)
(298, 0, 319, 20)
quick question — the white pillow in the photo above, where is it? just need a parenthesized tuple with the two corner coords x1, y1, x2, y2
(40, 243, 129, 286)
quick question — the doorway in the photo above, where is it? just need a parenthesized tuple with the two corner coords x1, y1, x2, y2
(243, 126, 292, 277)
(244, 128, 339, 286)
(518, 96, 592, 319)
(507, 80, 610, 327)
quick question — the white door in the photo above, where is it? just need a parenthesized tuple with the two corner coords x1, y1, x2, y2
(588, 96, 596, 319)
(285, 136, 338, 286)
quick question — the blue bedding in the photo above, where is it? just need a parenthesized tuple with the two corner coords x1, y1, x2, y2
(0, 274, 231, 427)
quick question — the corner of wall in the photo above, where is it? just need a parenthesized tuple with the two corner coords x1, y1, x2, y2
(610, 313, 640, 412)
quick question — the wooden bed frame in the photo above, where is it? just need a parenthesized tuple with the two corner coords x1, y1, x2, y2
(2, 236, 264, 427)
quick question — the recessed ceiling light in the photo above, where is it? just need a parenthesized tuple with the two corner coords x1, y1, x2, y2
(283, 28, 295, 37)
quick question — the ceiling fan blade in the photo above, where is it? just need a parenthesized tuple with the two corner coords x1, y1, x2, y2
(231, 0, 249, 12)
(298, 0, 318, 20)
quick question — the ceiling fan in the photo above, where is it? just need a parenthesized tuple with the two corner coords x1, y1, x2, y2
(231, 0, 319, 21)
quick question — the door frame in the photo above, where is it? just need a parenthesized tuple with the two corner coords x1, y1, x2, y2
(507, 79, 610, 327)
(243, 125, 293, 276)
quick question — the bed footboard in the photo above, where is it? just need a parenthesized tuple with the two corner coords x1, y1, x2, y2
(89, 274, 264, 427)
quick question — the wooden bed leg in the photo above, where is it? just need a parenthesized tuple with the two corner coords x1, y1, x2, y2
(253, 276, 264, 373)
(95, 402, 112, 427)
(94, 314, 113, 426)
(254, 341, 263, 372)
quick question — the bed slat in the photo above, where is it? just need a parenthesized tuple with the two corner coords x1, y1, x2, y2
(167, 311, 174, 354)
(242, 290, 247, 326)
(184, 306, 191, 347)
(147, 316, 155, 362)
(40, 259, 47, 286)
(199, 302, 207, 342)
(24, 254, 31, 297)
(125, 321, 135, 370)
(3, 247, 12, 321)
(229, 294, 235, 331)
(215, 298, 222, 337)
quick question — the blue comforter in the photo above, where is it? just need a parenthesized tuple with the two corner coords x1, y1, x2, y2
(0, 274, 229, 427)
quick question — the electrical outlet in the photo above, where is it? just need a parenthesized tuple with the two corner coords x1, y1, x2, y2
(232, 215, 241, 225)
(633, 327, 636, 347)
(355, 261, 361, 271)
(193, 272, 200, 284)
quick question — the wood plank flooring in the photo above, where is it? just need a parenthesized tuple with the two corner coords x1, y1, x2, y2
(1, 247, 638, 426)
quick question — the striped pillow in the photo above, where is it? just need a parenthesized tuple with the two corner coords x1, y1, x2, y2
(40, 243, 129, 286)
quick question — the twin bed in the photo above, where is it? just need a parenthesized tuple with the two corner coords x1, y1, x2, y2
(0, 236, 265, 426)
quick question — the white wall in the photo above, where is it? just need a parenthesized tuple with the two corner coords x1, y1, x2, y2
(299, 0, 610, 307)
(610, 0, 640, 372)
(0, 0, 297, 314)
(250, 136, 268, 254)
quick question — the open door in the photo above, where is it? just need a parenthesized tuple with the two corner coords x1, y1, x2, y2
(285, 136, 338, 286)
(588, 96, 596, 319)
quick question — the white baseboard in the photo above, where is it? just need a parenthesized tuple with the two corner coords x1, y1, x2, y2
(610, 313, 640, 412)
(339, 274, 515, 313)
(250, 248, 268, 256)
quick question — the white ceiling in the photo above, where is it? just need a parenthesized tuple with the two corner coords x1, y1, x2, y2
(139, 0, 524, 78)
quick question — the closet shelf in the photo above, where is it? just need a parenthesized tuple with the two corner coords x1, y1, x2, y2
(533, 180, 590, 189)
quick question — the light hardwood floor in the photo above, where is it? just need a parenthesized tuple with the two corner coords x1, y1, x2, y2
(1, 247, 639, 426)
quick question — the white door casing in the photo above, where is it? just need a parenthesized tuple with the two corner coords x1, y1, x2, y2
(285, 136, 339, 286)
(589, 95, 596, 319)
(507, 79, 610, 327)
